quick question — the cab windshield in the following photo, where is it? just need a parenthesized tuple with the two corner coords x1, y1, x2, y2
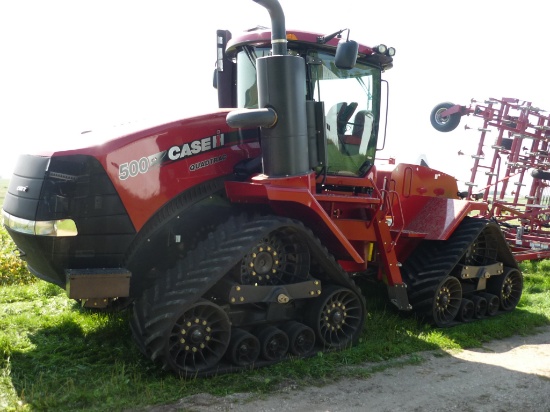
(236, 46, 381, 176)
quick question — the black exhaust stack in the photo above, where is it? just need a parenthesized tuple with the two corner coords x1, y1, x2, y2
(255, 0, 308, 176)
(227, 0, 309, 177)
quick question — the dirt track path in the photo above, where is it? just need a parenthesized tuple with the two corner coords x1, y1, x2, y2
(147, 326, 550, 412)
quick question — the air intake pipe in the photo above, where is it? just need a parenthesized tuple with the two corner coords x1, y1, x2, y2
(227, 0, 309, 177)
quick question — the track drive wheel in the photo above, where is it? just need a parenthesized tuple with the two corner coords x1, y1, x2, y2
(238, 228, 309, 286)
(432, 276, 462, 327)
(487, 267, 523, 311)
(165, 299, 231, 375)
(305, 285, 365, 350)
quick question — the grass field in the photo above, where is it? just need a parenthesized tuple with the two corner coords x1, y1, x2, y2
(1, 177, 550, 411)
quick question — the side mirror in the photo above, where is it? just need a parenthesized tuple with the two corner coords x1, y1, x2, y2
(335, 39, 358, 70)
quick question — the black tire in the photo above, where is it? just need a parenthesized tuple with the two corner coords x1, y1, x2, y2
(430, 102, 461, 132)
(471, 295, 487, 318)
(280, 321, 316, 356)
(480, 292, 500, 316)
(256, 326, 289, 361)
(226, 328, 260, 367)
(456, 298, 474, 322)
(304, 285, 365, 350)
(431, 276, 462, 327)
(487, 267, 523, 311)
(155, 299, 231, 375)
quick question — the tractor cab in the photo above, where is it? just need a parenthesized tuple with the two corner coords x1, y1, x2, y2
(215, 28, 394, 177)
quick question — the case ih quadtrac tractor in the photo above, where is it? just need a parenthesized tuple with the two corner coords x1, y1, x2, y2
(2, 0, 522, 376)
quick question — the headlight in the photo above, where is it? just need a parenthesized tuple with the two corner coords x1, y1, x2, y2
(2, 209, 78, 237)
(374, 44, 387, 54)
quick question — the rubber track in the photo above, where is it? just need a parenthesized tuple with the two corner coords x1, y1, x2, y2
(400, 217, 491, 320)
(130, 213, 364, 376)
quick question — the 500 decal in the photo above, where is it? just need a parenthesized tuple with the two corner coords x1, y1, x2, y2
(118, 132, 226, 180)
(118, 150, 167, 180)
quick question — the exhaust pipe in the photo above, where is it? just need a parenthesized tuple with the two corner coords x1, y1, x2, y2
(253, 0, 309, 177)
(253, 0, 287, 56)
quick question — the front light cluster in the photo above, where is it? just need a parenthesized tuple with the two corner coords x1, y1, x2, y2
(373, 44, 396, 57)
(2, 209, 78, 237)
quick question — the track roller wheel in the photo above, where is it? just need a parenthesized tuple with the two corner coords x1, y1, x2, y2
(487, 267, 523, 311)
(480, 293, 500, 316)
(471, 295, 487, 318)
(226, 328, 260, 367)
(432, 276, 462, 327)
(280, 321, 315, 356)
(305, 285, 365, 349)
(256, 326, 289, 361)
(167, 299, 231, 375)
(456, 298, 474, 322)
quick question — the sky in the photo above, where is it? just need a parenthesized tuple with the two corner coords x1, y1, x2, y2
(1, 0, 549, 188)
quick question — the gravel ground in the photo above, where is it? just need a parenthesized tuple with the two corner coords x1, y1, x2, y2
(141, 325, 550, 412)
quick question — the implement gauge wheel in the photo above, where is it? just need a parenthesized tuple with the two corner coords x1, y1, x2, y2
(430, 102, 462, 132)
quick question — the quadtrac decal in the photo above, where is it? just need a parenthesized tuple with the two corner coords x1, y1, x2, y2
(118, 132, 226, 180)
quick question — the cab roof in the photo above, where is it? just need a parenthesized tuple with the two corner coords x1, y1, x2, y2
(226, 27, 394, 70)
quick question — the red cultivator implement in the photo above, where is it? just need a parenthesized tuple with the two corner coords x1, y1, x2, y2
(431, 97, 550, 261)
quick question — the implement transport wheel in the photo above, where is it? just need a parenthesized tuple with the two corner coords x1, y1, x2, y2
(430, 102, 462, 132)
(166, 300, 231, 375)
(280, 321, 316, 356)
(239, 228, 310, 286)
(305, 285, 365, 350)
(432, 276, 462, 327)
(456, 298, 474, 322)
(487, 267, 523, 311)
(226, 328, 260, 367)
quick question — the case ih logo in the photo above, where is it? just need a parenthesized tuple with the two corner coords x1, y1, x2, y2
(167, 133, 225, 161)
(118, 133, 226, 180)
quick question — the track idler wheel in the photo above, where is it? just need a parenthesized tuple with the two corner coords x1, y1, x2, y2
(305, 285, 365, 349)
(168, 300, 231, 374)
(256, 326, 289, 361)
(280, 321, 315, 356)
(471, 295, 487, 318)
(226, 328, 260, 367)
(487, 267, 523, 311)
(432, 276, 462, 327)
(456, 298, 475, 322)
(480, 292, 500, 316)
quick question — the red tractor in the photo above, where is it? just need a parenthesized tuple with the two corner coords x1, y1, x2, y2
(2, 0, 522, 376)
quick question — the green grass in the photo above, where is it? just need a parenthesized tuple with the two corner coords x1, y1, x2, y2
(0, 268, 549, 412)
(0, 179, 7, 206)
